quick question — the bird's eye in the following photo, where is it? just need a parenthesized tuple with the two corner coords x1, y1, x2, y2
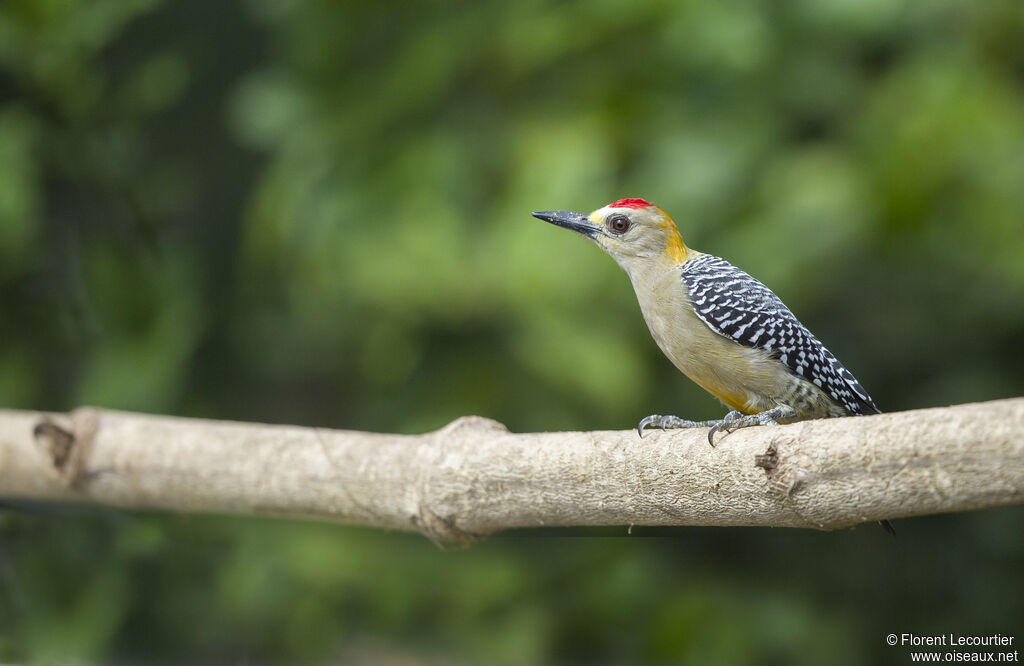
(607, 215, 631, 234)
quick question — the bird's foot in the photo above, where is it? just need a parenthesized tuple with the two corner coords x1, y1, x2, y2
(707, 405, 797, 445)
(639, 405, 798, 446)
(637, 413, 722, 438)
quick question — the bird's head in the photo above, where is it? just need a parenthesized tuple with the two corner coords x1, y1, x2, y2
(532, 198, 690, 269)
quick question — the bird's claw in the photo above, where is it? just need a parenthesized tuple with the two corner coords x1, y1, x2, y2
(637, 415, 655, 438)
(708, 411, 784, 445)
(637, 414, 703, 438)
(706, 410, 744, 446)
(707, 422, 724, 447)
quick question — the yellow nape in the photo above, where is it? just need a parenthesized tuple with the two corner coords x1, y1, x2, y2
(655, 207, 689, 263)
(664, 232, 688, 263)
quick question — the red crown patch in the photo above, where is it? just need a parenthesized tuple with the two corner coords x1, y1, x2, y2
(608, 198, 653, 209)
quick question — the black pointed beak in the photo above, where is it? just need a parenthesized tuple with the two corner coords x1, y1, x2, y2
(531, 210, 600, 239)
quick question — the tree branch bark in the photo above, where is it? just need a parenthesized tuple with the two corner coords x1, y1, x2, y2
(1, 399, 1022, 547)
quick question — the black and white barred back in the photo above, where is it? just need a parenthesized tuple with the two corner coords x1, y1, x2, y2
(681, 254, 880, 416)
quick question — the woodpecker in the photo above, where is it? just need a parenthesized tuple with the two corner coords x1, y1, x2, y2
(533, 198, 894, 532)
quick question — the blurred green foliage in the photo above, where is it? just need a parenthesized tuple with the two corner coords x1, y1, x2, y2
(1, 0, 1023, 663)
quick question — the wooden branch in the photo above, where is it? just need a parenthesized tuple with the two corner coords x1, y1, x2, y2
(1, 399, 1022, 547)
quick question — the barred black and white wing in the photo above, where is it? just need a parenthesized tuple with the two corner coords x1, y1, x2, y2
(681, 254, 879, 415)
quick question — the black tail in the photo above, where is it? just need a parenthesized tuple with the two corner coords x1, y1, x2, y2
(879, 519, 896, 535)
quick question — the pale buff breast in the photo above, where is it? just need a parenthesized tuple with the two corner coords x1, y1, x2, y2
(624, 258, 843, 420)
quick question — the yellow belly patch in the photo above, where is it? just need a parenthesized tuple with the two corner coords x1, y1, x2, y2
(689, 375, 757, 415)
